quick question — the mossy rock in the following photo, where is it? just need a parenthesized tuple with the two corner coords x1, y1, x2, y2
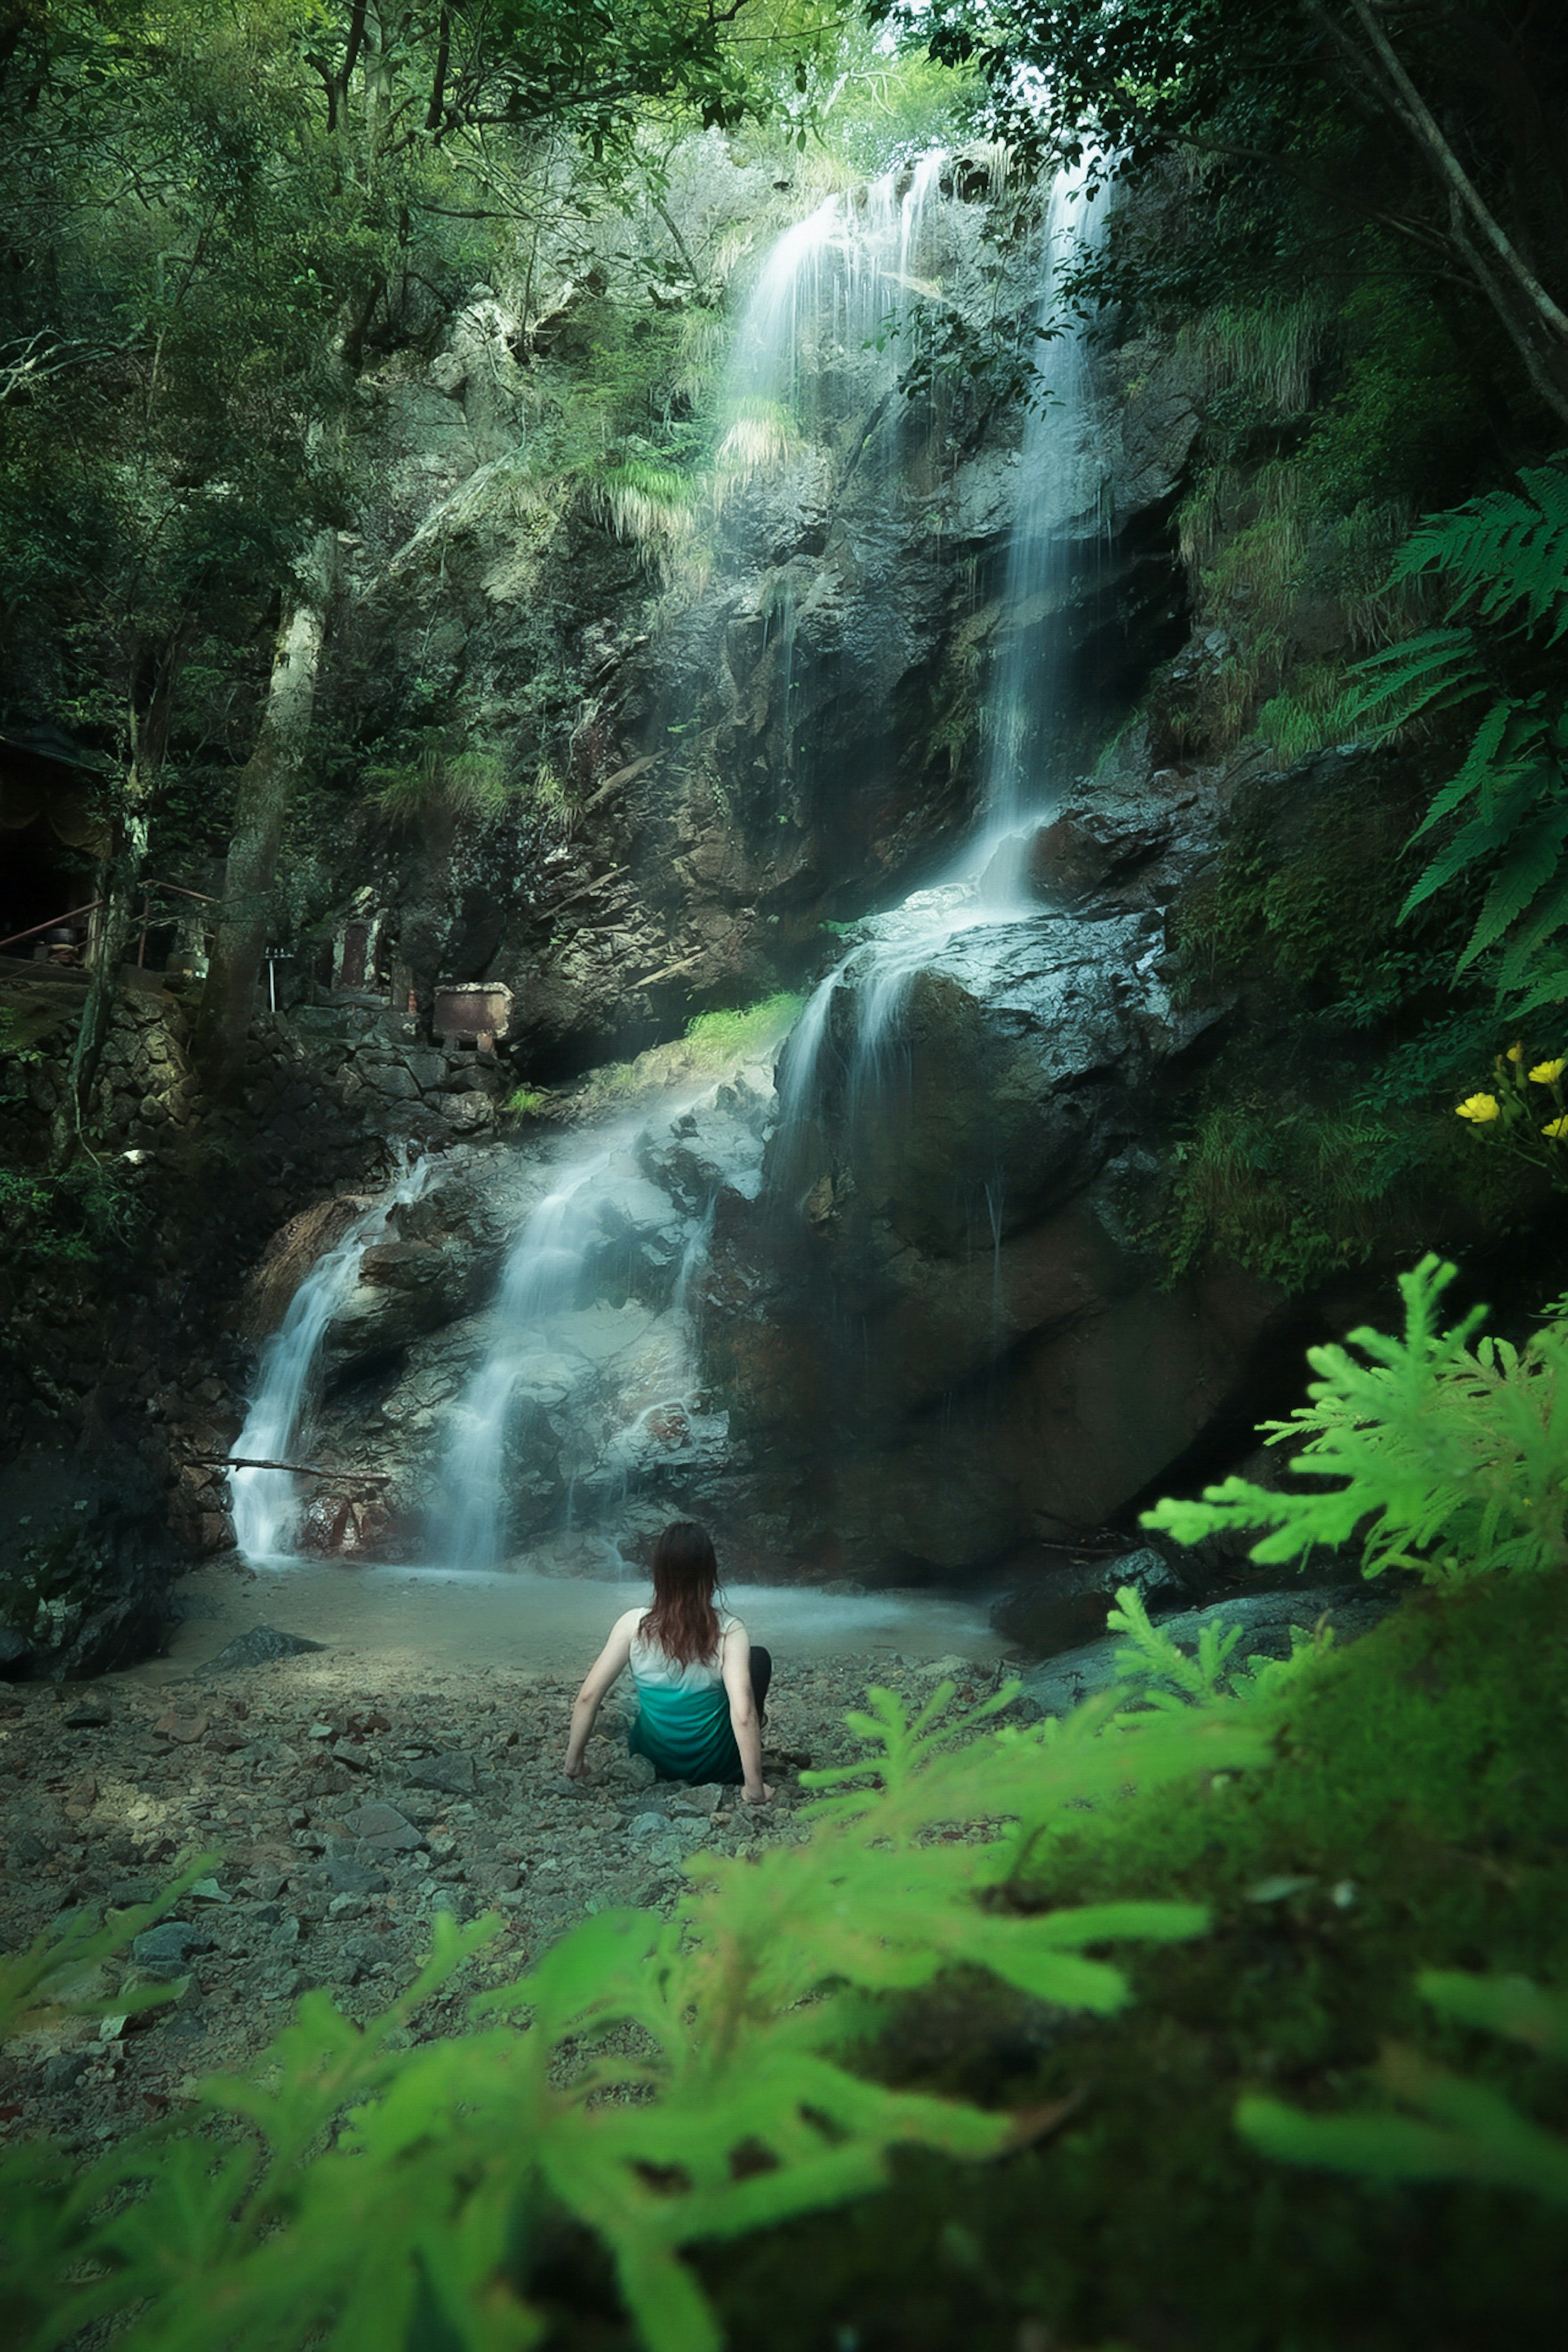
(690, 1573, 1568, 2350)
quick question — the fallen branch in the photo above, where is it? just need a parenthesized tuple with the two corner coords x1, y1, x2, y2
(631, 949, 706, 990)
(193, 1455, 392, 1486)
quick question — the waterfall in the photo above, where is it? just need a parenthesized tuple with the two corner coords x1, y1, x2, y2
(975, 156, 1113, 890)
(720, 150, 948, 459)
(230, 1151, 433, 1562)
(766, 158, 1111, 1178)
(435, 1143, 615, 1571)
(431, 1087, 739, 1571)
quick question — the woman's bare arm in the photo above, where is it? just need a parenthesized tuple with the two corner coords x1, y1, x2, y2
(722, 1622, 772, 1804)
(563, 1611, 637, 1776)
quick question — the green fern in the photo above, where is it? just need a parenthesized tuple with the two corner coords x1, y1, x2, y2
(1336, 462, 1568, 1003)
(1392, 464, 1568, 640)
(1238, 1969, 1568, 2203)
(1141, 1253, 1568, 1584)
(1104, 1585, 1335, 1716)
(0, 1688, 1265, 2352)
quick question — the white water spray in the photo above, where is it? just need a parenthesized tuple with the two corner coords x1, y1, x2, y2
(230, 1152, 433, 1562)
(768, 158, 1112, 1173)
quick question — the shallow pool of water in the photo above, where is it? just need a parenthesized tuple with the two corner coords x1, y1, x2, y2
(120, 1556, 1007, 1689)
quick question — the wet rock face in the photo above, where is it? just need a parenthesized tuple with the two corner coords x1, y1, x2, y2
(695, 911, 1278, 1576)
(0, 1449, 178, 1680)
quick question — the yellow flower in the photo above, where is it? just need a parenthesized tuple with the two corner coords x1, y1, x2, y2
(1507, 1040, 1526, 1063)
(1457, 1094, 1502, 1123)
(1529, 1058, 1566, 1084)
(1543, 1116, 1568, 1140)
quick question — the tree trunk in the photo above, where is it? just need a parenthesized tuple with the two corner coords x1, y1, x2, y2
(191, 534, 336, 1096)
(52, 637, 185, 1165)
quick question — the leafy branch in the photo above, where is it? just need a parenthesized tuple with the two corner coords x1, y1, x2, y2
(1142, 1254, 1568, 1584)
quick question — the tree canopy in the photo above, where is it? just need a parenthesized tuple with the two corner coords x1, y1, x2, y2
(876, 0, 1568, 428)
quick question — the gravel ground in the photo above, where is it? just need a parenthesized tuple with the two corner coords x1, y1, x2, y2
(0, 1621, 1004, 2155)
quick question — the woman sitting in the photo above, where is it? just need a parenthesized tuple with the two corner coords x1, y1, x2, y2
(563, 1520, 773, 1804)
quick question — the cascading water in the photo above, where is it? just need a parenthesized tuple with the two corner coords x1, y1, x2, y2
(975, 157, 1114, 892)
(720, 149, 948, 456)
(430, 1078, 755, 1570)
(229, 1151, 433, 1562)
(767, 157, 1112, 1185)
(435, 1143, 615, 1571)
(236, 155, 1119, 1590)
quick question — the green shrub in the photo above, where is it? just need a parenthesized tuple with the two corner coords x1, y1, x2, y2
(1155, 1094, 1439, 1291)
(1143, 1254, 1568, 1584)
(367, 740, 514, 825)
(503, 1085, 550, 1120)
(1330, 461, 1568, 1014)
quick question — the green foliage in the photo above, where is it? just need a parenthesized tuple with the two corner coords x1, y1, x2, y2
(1332, 462, 1568, 1009)
(366, 739, 515, 826)
(503, 1085, 551, 1120)
(1143, 1254, 1568, 1584)
(813, 38, 983, 176)
(0, 1686, 1261, 2352)
(1106, 1584, 1335, 1715)
(682, 991, 803, 1057)
(1173, 775, 1414, 991)
(1154, 1094, 1442, 1291)
(1239, 1969, 1568, 2203)
(0, 1158, 150, 1267)
(0, 1859, 216, 2047)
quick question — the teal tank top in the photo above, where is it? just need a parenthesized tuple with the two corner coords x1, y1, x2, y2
(626, 1615, 743, 1784)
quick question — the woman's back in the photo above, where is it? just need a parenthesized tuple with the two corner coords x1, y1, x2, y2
(629, 1613, 738, 1695)
(561, 1521, 773, 1803)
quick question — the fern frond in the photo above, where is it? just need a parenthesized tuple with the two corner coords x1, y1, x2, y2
(1501, 947, 1568, 1020)
(1143, 1255, 1568, 1584)
(1399, 766, 1548, 920)
(1391, 463, 1568, 641)
(1406, 700, 1541, 842)
(1458, 800, 1568, 969)
(1340, 626, 1489, 736)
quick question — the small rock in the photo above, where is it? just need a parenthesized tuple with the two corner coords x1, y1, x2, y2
(42, 2051, 91, 2094)
(401, 1750, 477, 1796)
(189, 1877, 231, 1904)
(62, 1703, 112, 1729)
(324, 1854, 389, 1896)
(153, 1713, 209, 1743)
(343, 1802, 422, 1851)
(131, 1921, 213, 1978)
(338, 1936, 387, 1983)
(328, 1894, 369, 1920)
(205, 1626, 326, 1672)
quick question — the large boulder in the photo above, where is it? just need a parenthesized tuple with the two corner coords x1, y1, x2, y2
(694, 907, 1281, 1574)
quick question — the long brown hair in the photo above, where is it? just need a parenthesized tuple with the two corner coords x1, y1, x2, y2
(639, 1521, 721, 1666)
